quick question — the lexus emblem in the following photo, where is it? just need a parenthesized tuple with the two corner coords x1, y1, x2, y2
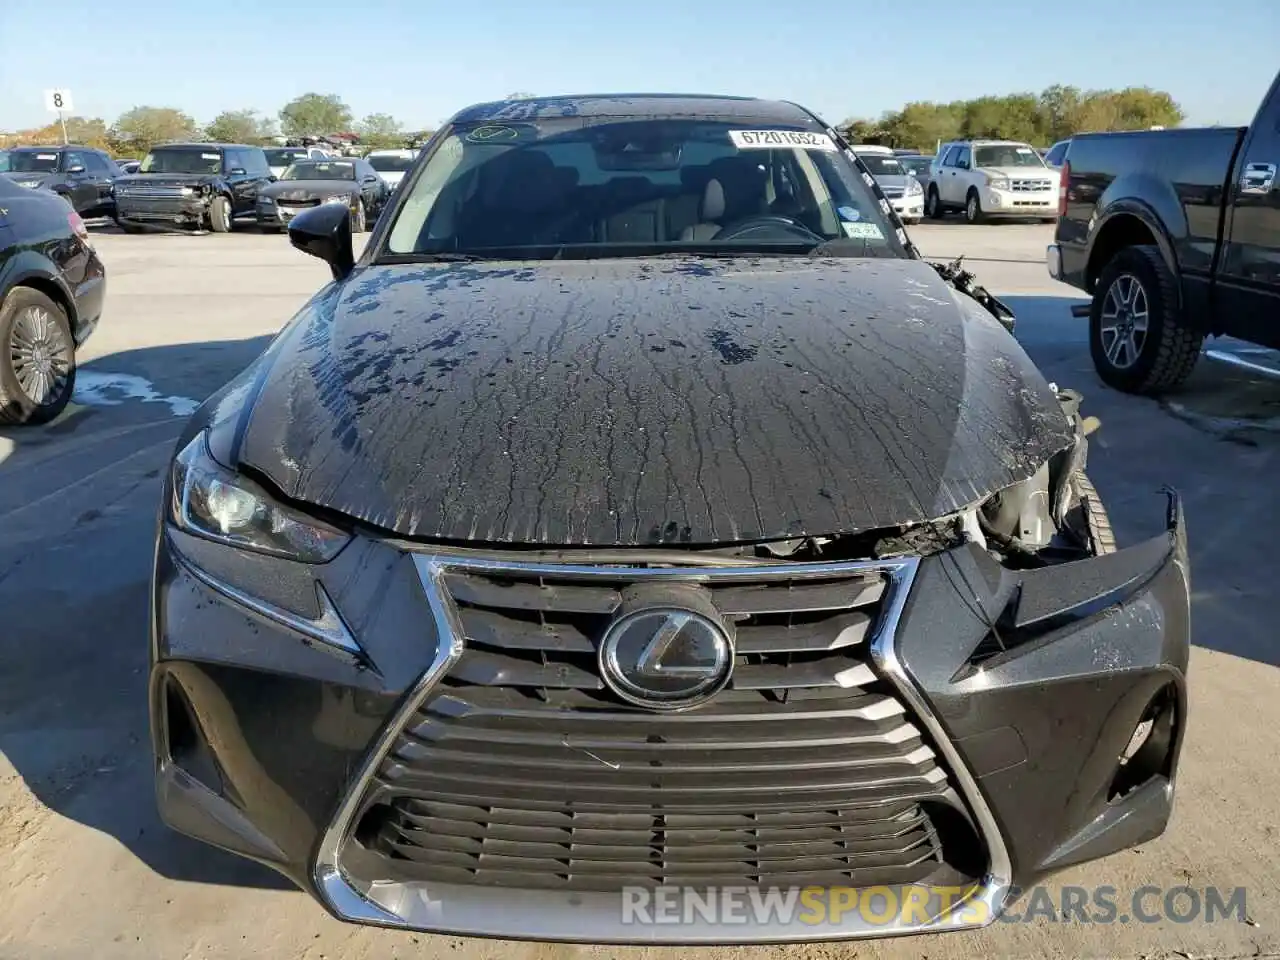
(598, 608, 733, 710)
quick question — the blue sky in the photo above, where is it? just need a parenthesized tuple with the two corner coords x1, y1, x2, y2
(1, 0, 1275, 133)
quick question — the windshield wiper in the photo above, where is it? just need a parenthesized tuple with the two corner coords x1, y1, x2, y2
(385, 252, 494, 263)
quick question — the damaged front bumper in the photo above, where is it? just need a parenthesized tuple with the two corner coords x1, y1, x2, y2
(149, 492, 1189, 943)
(115, 195, 210, 227)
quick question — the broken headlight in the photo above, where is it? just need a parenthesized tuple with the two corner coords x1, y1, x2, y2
(170, 433, 349, 562)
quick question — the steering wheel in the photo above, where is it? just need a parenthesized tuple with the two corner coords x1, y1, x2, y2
(712, 214, 822, 242)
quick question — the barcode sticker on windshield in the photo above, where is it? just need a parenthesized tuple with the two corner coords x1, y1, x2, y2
(729, 130, 837, 151)
(201, 153, 220, 160)
(1016, 147, 1035, 154)
(842, 222, 884, 240)
(37, 154, 57, 160)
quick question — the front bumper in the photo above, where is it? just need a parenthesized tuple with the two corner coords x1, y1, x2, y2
(890, 195, 925, 221)
(116, 195, 210, 226)
(982, 189, 1057, 217)
(150, 495, 1189, 943)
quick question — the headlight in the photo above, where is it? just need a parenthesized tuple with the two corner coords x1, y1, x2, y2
(906, 179, 923, 195)
(170, 433, 350, 562)
(987, 177, 1011, 191)
(181, 186, 195, 197)
(324, 195, 349, 205)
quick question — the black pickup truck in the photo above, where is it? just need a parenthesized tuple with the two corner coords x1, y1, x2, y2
(1048, 69, 1280, 394)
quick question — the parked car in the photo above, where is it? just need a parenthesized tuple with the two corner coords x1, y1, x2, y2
(898, 153, 934, 193)
(265, 146, 334, 179)
(892, 148, 922, 157)
(1043, 140, 1070, 170)
(113, 143, 274, 233)
(364, 148, 416, 189)
(926, 139, 1058, 224)
(849, 144, 924, 223)
(0, 149, 10, 173)
(1, 145, 119, 218)
(255, 157, 389, 232)
(149, 91, 1189, 944)
(1048, 69, 1280, 393)
(0, 178, 105, 424)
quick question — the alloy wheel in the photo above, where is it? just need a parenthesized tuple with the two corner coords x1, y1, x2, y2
(1099, 273, 1150, 370)
(9, 305, 71, 406)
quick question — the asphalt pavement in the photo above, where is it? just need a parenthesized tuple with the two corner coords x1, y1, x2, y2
(1, 221, 1278, 960)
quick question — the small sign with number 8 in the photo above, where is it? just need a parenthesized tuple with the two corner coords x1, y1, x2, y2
(43, 89, 74, 113)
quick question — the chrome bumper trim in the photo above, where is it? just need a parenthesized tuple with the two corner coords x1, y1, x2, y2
(312, 553, 1013, 942)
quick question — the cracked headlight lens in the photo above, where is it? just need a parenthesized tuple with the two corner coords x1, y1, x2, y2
(170, 433, 349, 562)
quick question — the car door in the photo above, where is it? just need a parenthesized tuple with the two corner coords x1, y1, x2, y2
(1216, 73, 1280, 347)
(936, 146, 959, 203)
(355, 159, 383, 210)
(86, 152, 118, 212)
(60, 151, 96, 212)
(949, 146, 974, 203)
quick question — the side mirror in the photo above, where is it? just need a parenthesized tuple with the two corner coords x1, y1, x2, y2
(67, 164, 86, 174)
(229, 167, 247, 176)
(268, 175, 278, 182)
(288, 203, 355, 281)
(362, 175, 378, 183)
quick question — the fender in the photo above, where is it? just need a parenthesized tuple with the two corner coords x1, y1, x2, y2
(1087, 190, 1182, 280)
(0, 249, 77, 324)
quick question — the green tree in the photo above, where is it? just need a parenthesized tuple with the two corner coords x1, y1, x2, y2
(279, 93, 353, 138)
(205, 109, 275, 144)
(17, 116, 111, 149)
(110, 106, 198, 155)
(1038, 84, 1082, 142)
(358, 112, 403, 148)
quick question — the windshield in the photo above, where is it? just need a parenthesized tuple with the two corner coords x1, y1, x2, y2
(141, 149, 223, 175)
(367, 153, 414, 173)
(0, 151, 9, 173)
(899, 156, 933, 175)
(973, 144, 1046, 169)
(9, 151, 61, 173)
(855, 154, 905, 177)
(384, 118, 906, 259)
(265, 148, 309, 167)
(282, 161, 355, 181)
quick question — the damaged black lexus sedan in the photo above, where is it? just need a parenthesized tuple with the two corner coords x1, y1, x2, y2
(150, 94, 1190, 944)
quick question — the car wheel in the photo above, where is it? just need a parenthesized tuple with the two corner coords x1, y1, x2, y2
(352, 199, 367, 233)
(0, 287, 77, 426)
(209, 195, 233, 233)
(964, 190, 984, 224)
(925, 187, 943, 219)
(1089, 245, 1203, 395)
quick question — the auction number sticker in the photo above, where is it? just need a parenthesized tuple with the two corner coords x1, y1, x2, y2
(842, 222, 884, 240)
(729, 130, 837, 151)
(201, 153, 220, 160)
(37, 153, 58, 160)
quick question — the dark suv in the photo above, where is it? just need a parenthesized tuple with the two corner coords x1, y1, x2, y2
(112, 143, 274, 232)
(1, 145, 119, 218)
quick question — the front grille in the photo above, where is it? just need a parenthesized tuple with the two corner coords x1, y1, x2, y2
(881, 187, 905, 199)
(277, 198, 321, 210)
(1011, 179, 1053, 192)
(348, 560, 979, 892)
(116, 185, 188, 198)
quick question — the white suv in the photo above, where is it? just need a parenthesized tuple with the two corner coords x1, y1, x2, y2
(925, 140, 1058, 224)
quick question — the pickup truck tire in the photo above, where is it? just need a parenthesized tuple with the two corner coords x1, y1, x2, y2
(1089, 245, 1203, 394)
(209, 195, 233, 233)
(964, 190, 984, 224)
(0, 287, 76, 426)
(925, 187, 944, 219)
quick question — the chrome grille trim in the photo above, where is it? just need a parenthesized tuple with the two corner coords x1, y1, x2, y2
(1010, 179, 1053, 192)
(313, 553, 1013, 941)
(115, 185, 190, 198)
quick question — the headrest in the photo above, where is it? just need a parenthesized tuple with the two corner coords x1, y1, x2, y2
(700, 178, 725, 220)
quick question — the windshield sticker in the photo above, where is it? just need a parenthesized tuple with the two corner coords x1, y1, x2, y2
(36, 153, 58, 160)
(842, 222, 884, 240)
(466, 124, 522, 143)
(1015, 147, 1035, 154)
(729, 130, 837, 152)
(201, 153, 220, 160)
(837, 205, 861, 223)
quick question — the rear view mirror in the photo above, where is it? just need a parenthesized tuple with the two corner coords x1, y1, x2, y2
(288, 203, 355, 282)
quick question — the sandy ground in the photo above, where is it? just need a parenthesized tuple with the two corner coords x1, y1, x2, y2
(1, 221, 1278, 960)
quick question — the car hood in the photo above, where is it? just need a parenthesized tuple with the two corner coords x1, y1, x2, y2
(872, 174, 913, 190)
(115, 173, 221, 188)
(261, 180, 356, 200)
(234, 256, 1074, 546)
(979, 165, 1054, 180)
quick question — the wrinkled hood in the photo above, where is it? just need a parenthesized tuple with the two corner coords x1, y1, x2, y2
(115, 173, 221, 188)
(978, 165, 1054, 181)
(261, 179, 357, 200)
(234, 256, 1074, 545)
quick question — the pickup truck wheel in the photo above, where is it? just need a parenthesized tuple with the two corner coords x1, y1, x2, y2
(964, 190, 984, 224)
(925, 187, 943, 219)
(352, 199, 367, 233)
(1090, 245, 1203, 394)
(209, 195, 233, 233)
(0, 288, 76, 426)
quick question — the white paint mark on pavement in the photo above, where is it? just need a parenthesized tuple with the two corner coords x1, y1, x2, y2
(73, 371, 199, 417)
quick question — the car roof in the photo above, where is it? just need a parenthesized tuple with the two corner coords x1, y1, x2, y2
(152, 142, 255, 150)
(11, 144, 94, 152)
(850, 144, 894, 154)
(451, 93, 819, 126)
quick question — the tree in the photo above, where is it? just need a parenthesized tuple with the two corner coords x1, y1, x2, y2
(358, 112, 402, 148)
(279, 93, 353, 138)
(14, 116, 111, 149)
(1038, 85, 1082, 142)
(205, 109, 275, 144)
(110, 106, 198, 155)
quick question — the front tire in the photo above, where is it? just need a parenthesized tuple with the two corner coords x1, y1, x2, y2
(209, 195, 233, 233)
(964, 190, 984, 224)
(352, 199, 367, 233)
(1089, 245, 1202, 394)
(0, 288, 76, 426)
(925, 187, 944, 219)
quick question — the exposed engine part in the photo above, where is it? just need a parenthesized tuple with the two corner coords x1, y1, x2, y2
(930, 256, 1016, 332)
